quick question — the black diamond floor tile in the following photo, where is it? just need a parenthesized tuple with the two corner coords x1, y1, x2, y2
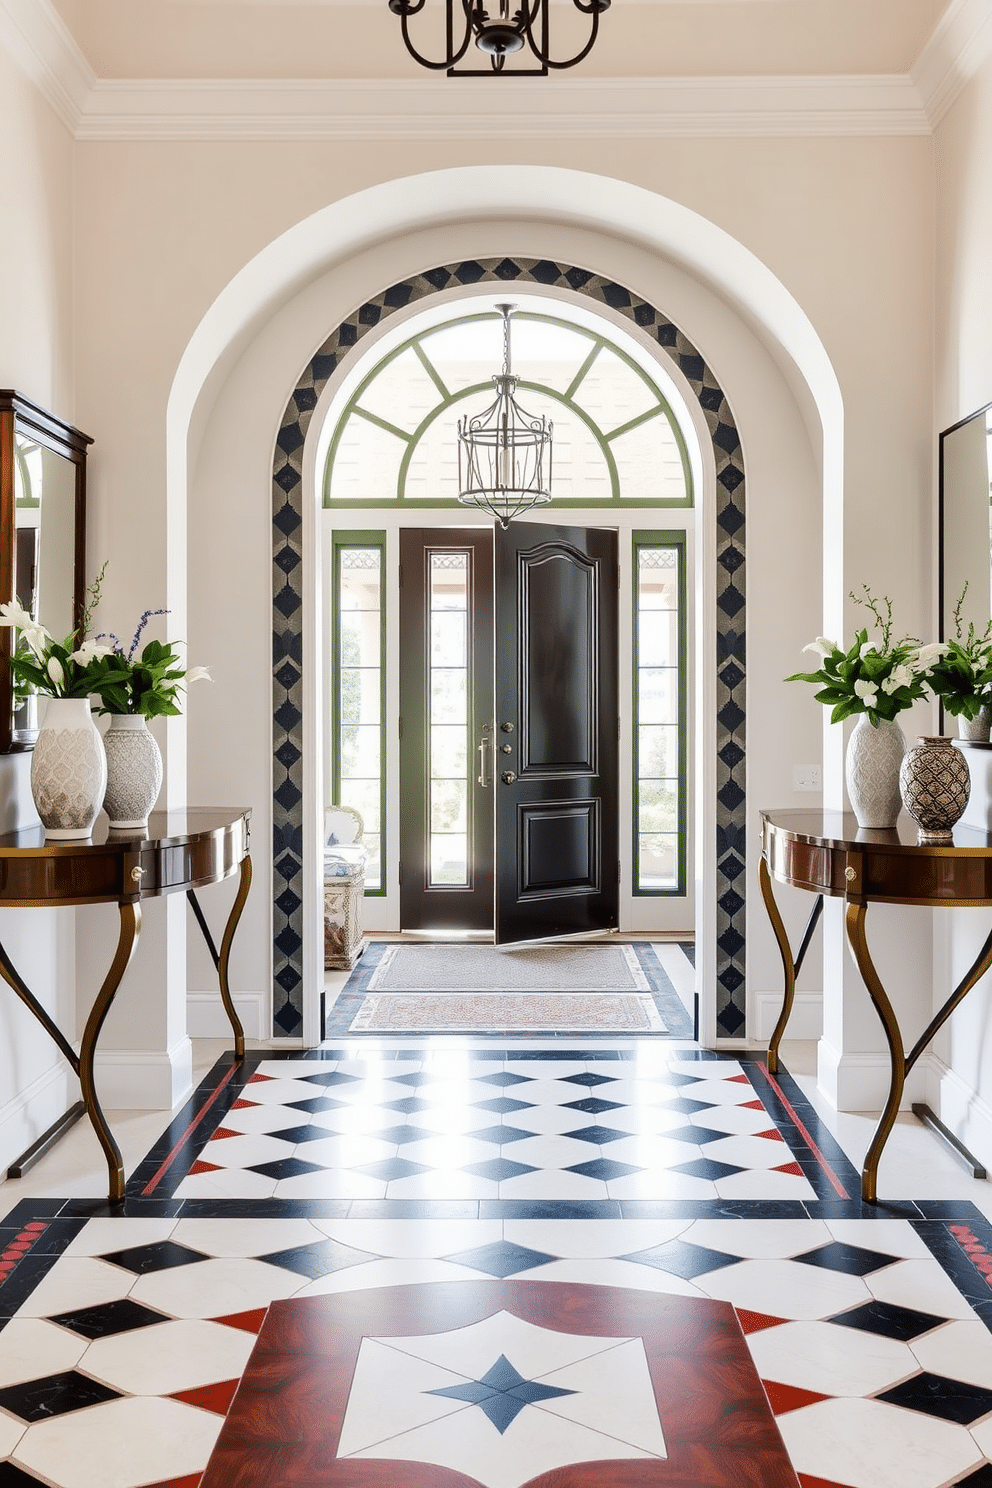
(654, 1096, 716, 1115)
(794, 1241, 901, 1276)
(561, 1097, 624, 1115)
(100, 1240, 208, 1274)
(295, 1071, 363, 1088)
(380, 1097, 436, 1114)
(670, 1159, 744, 1181)
(562, 1073, 617, 1088)
(356, 1158, 432, 1182)
(472, 1097, 536, 1115)
(248, 1157, 326, 1181)
(566, 1159, 643, 1181)
(258, 1237, 375, 1278)
(443, 1241, 557, 1277)
(372, 1125, 439, 1147)
(475, 1073, 532, 1088)
(0, 1462, 48, 1486)
(464, 1158, 538, 1182)
(0, 1371, 122, 1423)
(877, 1372, 992, 1425)
(829, 1299, 946, 1341)
(49, 1297, 171, 1339)
(387, 1073, 443, 1088)
(956, 1465, 992, 1487)
(465, 1126, 535, 1147)
(662, 1124, 735, 1147)
(620, 1238, 740, 1279)
(565, 1125, 629, 1146)
(274, 1124, 335, 1144)
(285, 1096, 350, 1114)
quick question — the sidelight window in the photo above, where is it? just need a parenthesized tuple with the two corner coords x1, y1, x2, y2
(633, 533, 686, 895)
(331, 535, 385, 892)
(428, 551, 471, 886)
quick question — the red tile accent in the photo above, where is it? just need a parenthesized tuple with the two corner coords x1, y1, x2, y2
(209, 1128, 242, 1141)
(248, 1074, 275, 1083)
(773, 1162, 806, 1178)
(742, 1100, 765, 1110)
(735, 1309, 788, 1335)
(229, 1099, 258, 1111)
(189, 1161, 222, 1175)
(754, 1130, 785, 1141)
(729, 1074, 751, 1084)
(762, 1381, 829, 1415)
(172, 1379, 241, 1415)
(215, 1309, 269, 1334)
(201, 1283, 801, 1488)
(0, 1223, 48, 1288)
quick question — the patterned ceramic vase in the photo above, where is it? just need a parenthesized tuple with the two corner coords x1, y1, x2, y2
(899, 735, 971, 842)
(845, 715, 906, 829)
(30, 696, 107, 839)
(102, 715, 163, 829)
(958, 703, 992, 743)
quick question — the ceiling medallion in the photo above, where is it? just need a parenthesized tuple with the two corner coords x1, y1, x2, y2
(387, 0, 611, 77)
(457, 304, 553, 528)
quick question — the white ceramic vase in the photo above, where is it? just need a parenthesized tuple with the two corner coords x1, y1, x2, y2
(958, 703, 992, 743)
(102, 715, 163, 829)
(30, 696, 107, 839)
(845, 714, 907, 829)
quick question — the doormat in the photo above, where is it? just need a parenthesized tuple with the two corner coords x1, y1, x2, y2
(325, 942, 695, 1039)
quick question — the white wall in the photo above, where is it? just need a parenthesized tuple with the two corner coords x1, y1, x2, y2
(0, 43, 79, 1170)
(932, 48, 992, 1163)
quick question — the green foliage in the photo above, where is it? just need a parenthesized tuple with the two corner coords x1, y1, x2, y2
(87, 639, 188, 719)
(926, 585, 992, 718)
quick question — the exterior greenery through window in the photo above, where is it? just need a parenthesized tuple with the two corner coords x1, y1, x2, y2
(331, 535, 385, 893)
(634, 533, 686, 895)
(324, 310, 693, 510)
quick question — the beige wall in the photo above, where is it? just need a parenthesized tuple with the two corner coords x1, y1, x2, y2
(0, 45, 78, 1168)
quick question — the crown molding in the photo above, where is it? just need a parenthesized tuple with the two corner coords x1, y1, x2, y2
(913, 0, 992, 126)
(0, 0, 92, 130)
(71, 74, 929, 141)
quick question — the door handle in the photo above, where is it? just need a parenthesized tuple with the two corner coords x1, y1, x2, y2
(478, 724, 493, 788)
(501, 771, 517, 785)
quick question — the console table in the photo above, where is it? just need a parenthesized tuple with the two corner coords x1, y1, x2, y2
(0, 808, 252, 1202)
(760, 808, 992, 1202)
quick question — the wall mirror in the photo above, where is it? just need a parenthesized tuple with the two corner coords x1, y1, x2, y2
(940, 400, 992, 647)
(0, 392, 90, 752)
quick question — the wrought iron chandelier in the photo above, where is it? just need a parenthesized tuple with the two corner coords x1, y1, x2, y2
(457, 305, 553, 528)
(387, 0, 611, 77)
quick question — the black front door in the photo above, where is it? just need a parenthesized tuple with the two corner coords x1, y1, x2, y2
(494, 521, 620, 945)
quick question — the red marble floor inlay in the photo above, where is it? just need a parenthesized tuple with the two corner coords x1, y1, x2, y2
(761, 1381, 830, 1415)
(735, 1309, 788, 1335)
(216, 1307, 269, 1334)
(200, 1281, 799, 1488)
(172, 1377, 241, 1414)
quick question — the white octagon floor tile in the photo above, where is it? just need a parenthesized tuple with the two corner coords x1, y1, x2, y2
(398, 1136, 503, 1169)
(0, 1409, 25, 1460)
(240, 1076, 332, 1105)
(503, 1219, 691, 1258)
(222, 1103, 315, 1136)
(63, 1219, 178, 1257)
(498, 1170, 608, 1200)
(776, 1396, 983, 1488)
(748, 1318, 919, 1396)
(385, 1172, 500, 1201)
(0, 1318, 87, 1388)
(698, 1259, 871, 1319)
(595, 1106, 693, 1137)
(83, 1317, 257, 1394)
(130, 1257, 301, 1318)
(714, 1169, 816, 1200)
(824, 1221, 935, 1260)
(295, 1258, 497, 1296)
(15, 1259, 133, 1319)
(171, 1217, 327, 1257)
(295, 1134, 398, 1168)
(605, 1171, 717, 1201)
(524, 1259, 704, 1295)
(684, 1219, 830, 1258)
(12, 1395, 224, 1488)
(911, 1319, 992, 1388)
(273, 1170, 388, 1201)
(496, 1105, 594, 1136)
(172, 1167, 277, 1200)
(314, 1219, 503, 1256)
(865, 1258, 978, 1320)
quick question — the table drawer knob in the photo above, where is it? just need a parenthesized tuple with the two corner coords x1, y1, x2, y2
(845, 866, 857, 882)
(130, 866, 145, 883)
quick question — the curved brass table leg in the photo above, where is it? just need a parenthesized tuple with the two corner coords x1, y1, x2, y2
(217, 855, 252, 1059)
(845, 900, 906, 1203)
(759, 859, 796, 1075)
(77, 902, 142, 1203)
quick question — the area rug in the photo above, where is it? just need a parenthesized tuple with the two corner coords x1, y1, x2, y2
(325, 941, 695, 1038)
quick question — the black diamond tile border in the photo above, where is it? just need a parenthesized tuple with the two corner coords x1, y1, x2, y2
(271, 257, 747, 1040)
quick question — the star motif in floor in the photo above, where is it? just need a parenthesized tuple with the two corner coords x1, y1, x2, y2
(426, 1353, 577, 1433)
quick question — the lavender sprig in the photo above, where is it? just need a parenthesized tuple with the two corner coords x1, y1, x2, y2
(93, 631, 124, 655)
(128, 609, 169, 661)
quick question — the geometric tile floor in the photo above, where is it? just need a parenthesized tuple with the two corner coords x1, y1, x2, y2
(2, 1038, 992, 1485)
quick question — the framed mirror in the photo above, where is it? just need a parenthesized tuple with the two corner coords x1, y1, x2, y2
(0, 392, 91, 752)
(940, 400, 992, 647)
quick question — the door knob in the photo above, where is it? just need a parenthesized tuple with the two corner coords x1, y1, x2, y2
(501, 771, 516, 784)
(500, 721, 514, 733)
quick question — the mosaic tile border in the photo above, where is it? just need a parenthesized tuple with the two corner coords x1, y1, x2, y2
(271, 258, 747, 1039)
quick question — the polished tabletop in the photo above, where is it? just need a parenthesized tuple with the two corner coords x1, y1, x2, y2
(0, 807, 249, 854)
(761, 808, 992, 853)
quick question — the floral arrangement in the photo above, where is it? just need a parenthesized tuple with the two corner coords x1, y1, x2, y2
(786, 586, 943, 726)
(924, 584, 992, 721)
(0, 565, 210, 718)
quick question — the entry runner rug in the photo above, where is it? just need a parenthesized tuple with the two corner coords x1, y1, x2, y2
(326, 942, 695, 1038)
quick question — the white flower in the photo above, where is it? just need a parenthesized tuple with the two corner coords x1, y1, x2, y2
(185, 666, 211, 685)
(46, 656, 64, 688)
(909, 642, 948, 671)
(802, 638, 838, 659)
(854, 679, 879, 707)
(19, 623, 50, 662)
(859, 640, 878, 660)
(881, 664, 914, 694)
(0, 600, 36, 630)
(70, 641, 114, 665)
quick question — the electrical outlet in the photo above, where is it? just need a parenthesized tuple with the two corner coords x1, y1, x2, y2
(793, 764, 821, 791)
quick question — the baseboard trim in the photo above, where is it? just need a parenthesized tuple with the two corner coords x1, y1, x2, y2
(93, 1039, 193, 1110)
(0, 1059, 76, 1175)
(816, 1038, 933, 1112)
(186, 992, 267, 1042)
(930, 1056, 992, 1176)
(753, 990, 823, 1042)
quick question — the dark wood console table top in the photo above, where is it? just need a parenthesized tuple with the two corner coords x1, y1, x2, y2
(0, 808, 252, 1202)
(760, 808, 992, 1202)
